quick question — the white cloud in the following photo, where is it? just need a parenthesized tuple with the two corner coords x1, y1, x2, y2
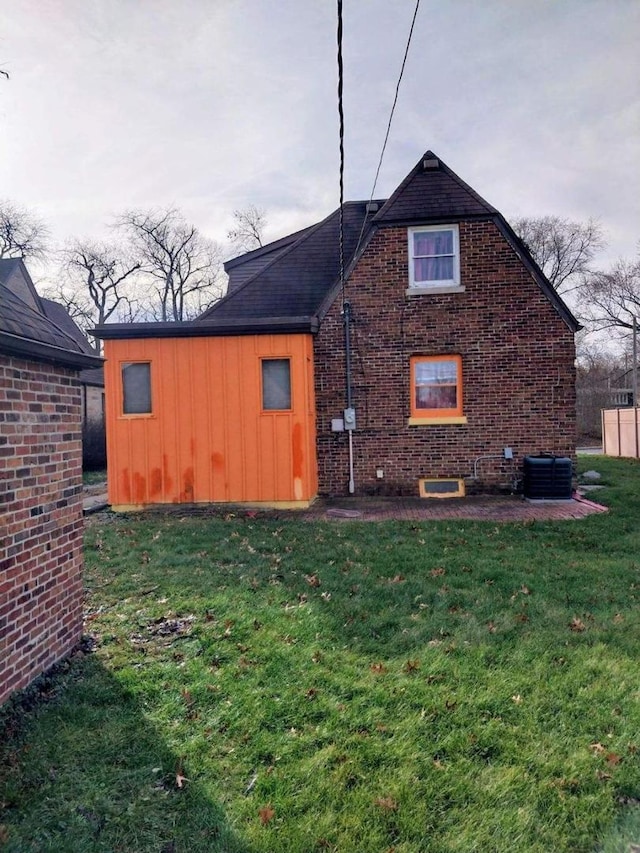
(0, 0, 637, 269)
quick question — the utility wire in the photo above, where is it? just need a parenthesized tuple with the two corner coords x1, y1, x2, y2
(337, 0, 346, 306)
(352, 0, 421, 261)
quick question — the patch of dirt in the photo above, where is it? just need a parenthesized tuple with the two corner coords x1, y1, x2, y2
(129, 615, 196, 647)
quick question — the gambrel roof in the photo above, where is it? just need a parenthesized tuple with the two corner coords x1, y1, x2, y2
(94, 149, 580, 341)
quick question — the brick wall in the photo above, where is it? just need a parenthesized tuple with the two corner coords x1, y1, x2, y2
(0, 355, 84, 705)
(314, 220, 576, 496)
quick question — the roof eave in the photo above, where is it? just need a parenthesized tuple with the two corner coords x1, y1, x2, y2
(93, 317, 319, 340)
(493, 215, 582, 333)
(0, 332, 104, 370)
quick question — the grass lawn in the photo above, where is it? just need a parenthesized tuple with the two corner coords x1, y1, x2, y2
(2, 456, 640, 852)
(82, 468, 107, 486)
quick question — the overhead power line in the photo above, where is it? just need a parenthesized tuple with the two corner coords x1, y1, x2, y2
(353, 0, 422, 260)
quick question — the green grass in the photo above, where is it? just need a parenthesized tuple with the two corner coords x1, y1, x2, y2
(2, 456, 640, 852)
(82, 468, 107, 486)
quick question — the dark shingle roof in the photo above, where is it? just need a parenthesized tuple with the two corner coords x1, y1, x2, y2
(225, 225, 316, 294)
(41, 298, 96, 355)
(373, 151, 496, 224)
(198, 202, 381, 324)
(79, 366, 105, 386)
(0, 257, 43, 311)
(0, 261, 103, 370)
(93, 149, 580, 338)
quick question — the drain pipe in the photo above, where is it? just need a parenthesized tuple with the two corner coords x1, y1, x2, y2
(343, 301, 356, 494)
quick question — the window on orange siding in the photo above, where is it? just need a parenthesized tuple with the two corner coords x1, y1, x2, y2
(411, 355, 463, 418)
(122, 362, 152, 414)
(261, 358, 291, 410)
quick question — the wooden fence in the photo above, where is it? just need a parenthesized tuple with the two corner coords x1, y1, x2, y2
(602, 407, 640, 458)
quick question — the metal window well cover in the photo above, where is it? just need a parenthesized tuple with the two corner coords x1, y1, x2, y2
(419, 478, 465, 499)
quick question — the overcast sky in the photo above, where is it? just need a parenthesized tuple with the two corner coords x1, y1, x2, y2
(1, 0, 638, 276)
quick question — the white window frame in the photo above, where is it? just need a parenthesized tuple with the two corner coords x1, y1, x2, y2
(407, 224, 461, 293)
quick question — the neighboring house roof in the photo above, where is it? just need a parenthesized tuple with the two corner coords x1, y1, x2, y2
(79, 366, 105, 386)
(0, 260, 103, 370)
(0, 257, 43, 312)
(93, 148, 580, 340)
(41, 298, 96, 354)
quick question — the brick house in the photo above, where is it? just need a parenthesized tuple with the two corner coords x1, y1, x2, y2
(0, 259, 102, 704)
(94, 150, 579, 507)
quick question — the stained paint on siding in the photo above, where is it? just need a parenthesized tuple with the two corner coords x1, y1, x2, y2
(104, 334, 317, 507)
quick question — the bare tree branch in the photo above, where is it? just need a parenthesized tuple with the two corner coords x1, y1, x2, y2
(48, 240, 143, 349)
(579, 257, 640, 334)
(117, 208, 223, 321)
(511, 215, 605, 294)
(0, 200, 49, 261)
(227, 205, 266, 253)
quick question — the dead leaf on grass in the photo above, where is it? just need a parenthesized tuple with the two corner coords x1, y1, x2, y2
(569, 617, 586, 632)
(430, 567, 446, 577)
(175, 772, 189, 789)
(259, 804, 275, 825)
(374, 796, 398, 811)
(388, 574, 405, 584)
(590, 742, 606, 755)
(613, 613, 624, 624)
(487, 621, 497, 633)
(305, 573, 321, 587)
(605, 752, 623, 766)
(370, 662, 387, 674)
(404, 659, 420, 673)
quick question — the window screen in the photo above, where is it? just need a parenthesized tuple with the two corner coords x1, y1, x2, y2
(122, 362, 152, 414)
(262, 358, 291, 410)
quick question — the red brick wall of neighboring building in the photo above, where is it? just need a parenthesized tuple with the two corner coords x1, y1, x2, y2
(314, 220, 576, 496)
(0, 355, 84, 705)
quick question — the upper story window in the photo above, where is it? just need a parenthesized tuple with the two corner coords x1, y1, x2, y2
(122, 362, 152, 415)
(408, 225, 460, 290)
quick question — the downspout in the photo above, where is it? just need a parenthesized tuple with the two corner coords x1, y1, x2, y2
(343, 300, 355, 494)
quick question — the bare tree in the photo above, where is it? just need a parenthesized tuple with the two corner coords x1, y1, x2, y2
(118, 208, 223, 321)
(575, 335, 626, 439)
(0, 200, 49, 261)
(511, 215, 604, 294)
(47, 240, 143, 348)
(227, 204, 266, 253)
(580, 256, 640, 334)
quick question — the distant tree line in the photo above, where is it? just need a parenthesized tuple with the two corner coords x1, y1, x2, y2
(0, 199, 266, 351)
(1, 197, 638, 374)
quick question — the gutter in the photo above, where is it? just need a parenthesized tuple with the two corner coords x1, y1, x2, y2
(93, 316, 320, 340)
(0, 332, 104, 371)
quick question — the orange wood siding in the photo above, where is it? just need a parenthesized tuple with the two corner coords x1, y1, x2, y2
(103, 334, 318, 507)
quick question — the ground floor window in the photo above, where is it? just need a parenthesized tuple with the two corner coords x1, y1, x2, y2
(122, 362, 152, 415)
(261, 358, 291, 411)
(410, 354, 463, 419)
